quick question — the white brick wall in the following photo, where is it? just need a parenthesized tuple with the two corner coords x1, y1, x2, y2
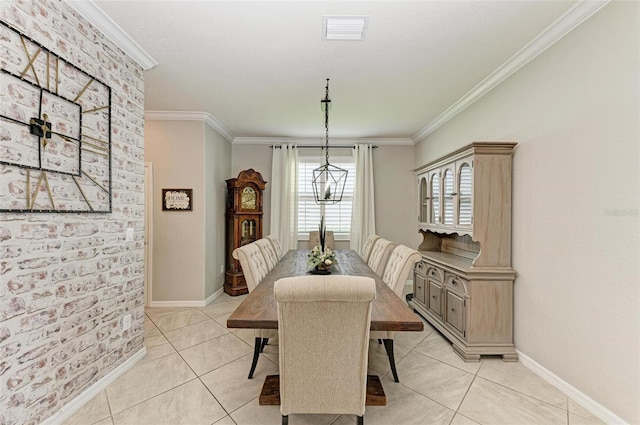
(0, 1, 145, 424)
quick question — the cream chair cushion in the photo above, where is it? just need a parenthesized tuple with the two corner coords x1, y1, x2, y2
(255, 238, 279, 270)
(366, 238, 395, 277)
(274, 275, 376, 417)
(308, 230, 335, 250)
(232, 243, 269, 292)
(265, 234, 284, 259)
(360, 234, 380, 263)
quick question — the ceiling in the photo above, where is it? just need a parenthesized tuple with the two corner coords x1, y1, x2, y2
(75, 1, 585, 144)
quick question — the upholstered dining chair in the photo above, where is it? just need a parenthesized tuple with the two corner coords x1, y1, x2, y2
(366, 238, 396, 277)
(232, 243, 278, 378)
(359, 234, 380, 263)
(370, 244, 421, 383)
(255, 238, 279, 270)
(308, 230, 335, 250)
(274, 275, 376, 425)
(265, 234, 284, 259)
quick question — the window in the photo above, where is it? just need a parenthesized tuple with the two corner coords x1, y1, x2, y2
(298, 157, 355, 240)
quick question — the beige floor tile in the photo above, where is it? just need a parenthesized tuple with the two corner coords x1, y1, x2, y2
(139, 334, 176, 364)
(179, 332, 253, 376)
(151, 309, 210, 333)
(111, 379, 226, 425)
(363, 374, 455, 425)
(459, 377, 567, 425)
(413, 332, 482, 374)
(144, 318, 162, 338)
(213, 416, 238, 425)
(234, 328, 258, 345)
(230, 397, 339, 425)
(478, 358, 567, 408)
(395, 350, 474, 410)
(569, 413, 606, 425)
(106, 352, 196, 414)
(94, 418, 114, 425)
(330, 415, 355, 424)
(568, 399, 605, 424)
(214, 312, 234, 329)
(450, 413, 480, 425)
(209, 292, 247, 305)
(145, 307, 189, 320)
(163, 319, 229, 351)
(63, 391, 111, 425)
(200, 353, 279, 413)
(201, 300, 244, 319)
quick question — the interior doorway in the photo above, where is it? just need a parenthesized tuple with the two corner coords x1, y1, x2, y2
(144, 162, 154, 307)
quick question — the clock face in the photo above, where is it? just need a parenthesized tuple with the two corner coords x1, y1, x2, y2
(241, 187, 256, 210)
(0, 21, 112, 213)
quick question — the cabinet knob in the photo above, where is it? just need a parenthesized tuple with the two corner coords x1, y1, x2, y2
(451, 280, 457, 285)
(451, 308, 455, 312)
(432, 295, 437, 299)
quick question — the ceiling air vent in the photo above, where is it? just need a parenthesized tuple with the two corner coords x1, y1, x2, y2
(323, 16, 369, 41)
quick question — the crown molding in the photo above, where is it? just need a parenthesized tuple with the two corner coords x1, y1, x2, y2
(66, 0, 158, 71)
(232, 137, 414, 146)
(412, 0, 610, 144)
(145, 111, 235, 142)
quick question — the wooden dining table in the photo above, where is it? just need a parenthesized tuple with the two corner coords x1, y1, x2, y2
(227, 249, 423, 332)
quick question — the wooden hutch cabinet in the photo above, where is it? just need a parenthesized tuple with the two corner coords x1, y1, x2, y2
(411, 142, 518, 362)
(224, 169, 266, 296)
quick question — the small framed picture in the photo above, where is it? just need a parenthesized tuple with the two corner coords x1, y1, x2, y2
(162, 189, 193, 211)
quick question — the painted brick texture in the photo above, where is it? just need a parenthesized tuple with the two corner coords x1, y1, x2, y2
(0, 1, 145, 424)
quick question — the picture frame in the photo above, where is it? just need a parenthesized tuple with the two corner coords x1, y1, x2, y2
(162, 189, 193, 211)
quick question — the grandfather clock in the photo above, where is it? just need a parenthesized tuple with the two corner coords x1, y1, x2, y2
(224, 169, 267, 295)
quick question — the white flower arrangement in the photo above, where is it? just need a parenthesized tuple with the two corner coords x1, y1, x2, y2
(307, 245, 336, 271)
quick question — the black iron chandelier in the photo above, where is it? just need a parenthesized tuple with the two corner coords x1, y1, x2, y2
(312, 79, 348, 204)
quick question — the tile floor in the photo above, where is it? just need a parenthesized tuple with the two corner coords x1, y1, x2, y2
(64, 292, 604, 425)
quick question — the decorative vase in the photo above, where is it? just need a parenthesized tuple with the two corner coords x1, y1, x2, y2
(311, 264, 332, 275)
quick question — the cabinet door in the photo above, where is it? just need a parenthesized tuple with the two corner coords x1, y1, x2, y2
(418, 175, 429, 224)
(445, 291, 465, 338)
(442, 165, 455, 226)
(456, 158, 473, 228)
(427, 280, 443, 317)
(429, 170, 441, 225)
(414, 270, 426, 304)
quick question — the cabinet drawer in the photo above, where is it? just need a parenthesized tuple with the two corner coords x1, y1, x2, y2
(426, 264, 444, 282)
(414, 260, 427, 275)
(427, 281, 442, 317)
(445, 273, 468, 295)
(445, 291, 465, 337)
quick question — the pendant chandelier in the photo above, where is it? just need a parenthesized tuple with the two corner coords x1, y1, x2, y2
(312, 79, 348, 204)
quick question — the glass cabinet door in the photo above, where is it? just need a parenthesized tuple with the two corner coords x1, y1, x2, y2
(430, 171, 440, 225)
(457, 161, 473, 227)
(419, 176, 428, 223)
(442, 167, 455, 226)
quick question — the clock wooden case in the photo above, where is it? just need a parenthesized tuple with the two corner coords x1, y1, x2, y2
(0, 21, 112, 213)
(224, 169, 266, 296)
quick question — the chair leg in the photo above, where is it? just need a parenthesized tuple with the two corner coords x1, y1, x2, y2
(248, 337, 262, 379)
(378, 339, 382, 344)
(260, 337, 269, 352)
(357, 415, 364, 425)
(383, 339, 399, 383)
(282, 415, 288, 425)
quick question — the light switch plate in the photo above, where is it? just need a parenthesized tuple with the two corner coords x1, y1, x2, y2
(126, 227, 134, 241)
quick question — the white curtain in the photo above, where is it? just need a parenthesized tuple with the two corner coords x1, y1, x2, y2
(270, 144, 299, 252)
(350, 144, 376, 253)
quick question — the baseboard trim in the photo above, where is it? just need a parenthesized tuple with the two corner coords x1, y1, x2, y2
(42, 347, 147, 425)
(149, 287, 224, 308)
(517, 350, 627, 425)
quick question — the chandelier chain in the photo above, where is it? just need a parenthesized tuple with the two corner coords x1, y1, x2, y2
(324, 78, 330, 166)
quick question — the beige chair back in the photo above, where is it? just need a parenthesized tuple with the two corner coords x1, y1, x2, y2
(382, 245, 422, 296)
(360, 234, 380, 263)
(308, 230, 335, 250)
(255, 238, 279, 270)
(232, 243, 269, 292)
(265, 234, 284, 259)
(367, 238, 396, 277)
(274, 275, 375, 417)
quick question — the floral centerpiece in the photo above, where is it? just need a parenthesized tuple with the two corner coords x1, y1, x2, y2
(307, 216, 336, 273)
(307, 245, 336, 273)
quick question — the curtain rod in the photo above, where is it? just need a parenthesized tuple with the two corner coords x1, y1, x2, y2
(270, 145, 378, 149)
